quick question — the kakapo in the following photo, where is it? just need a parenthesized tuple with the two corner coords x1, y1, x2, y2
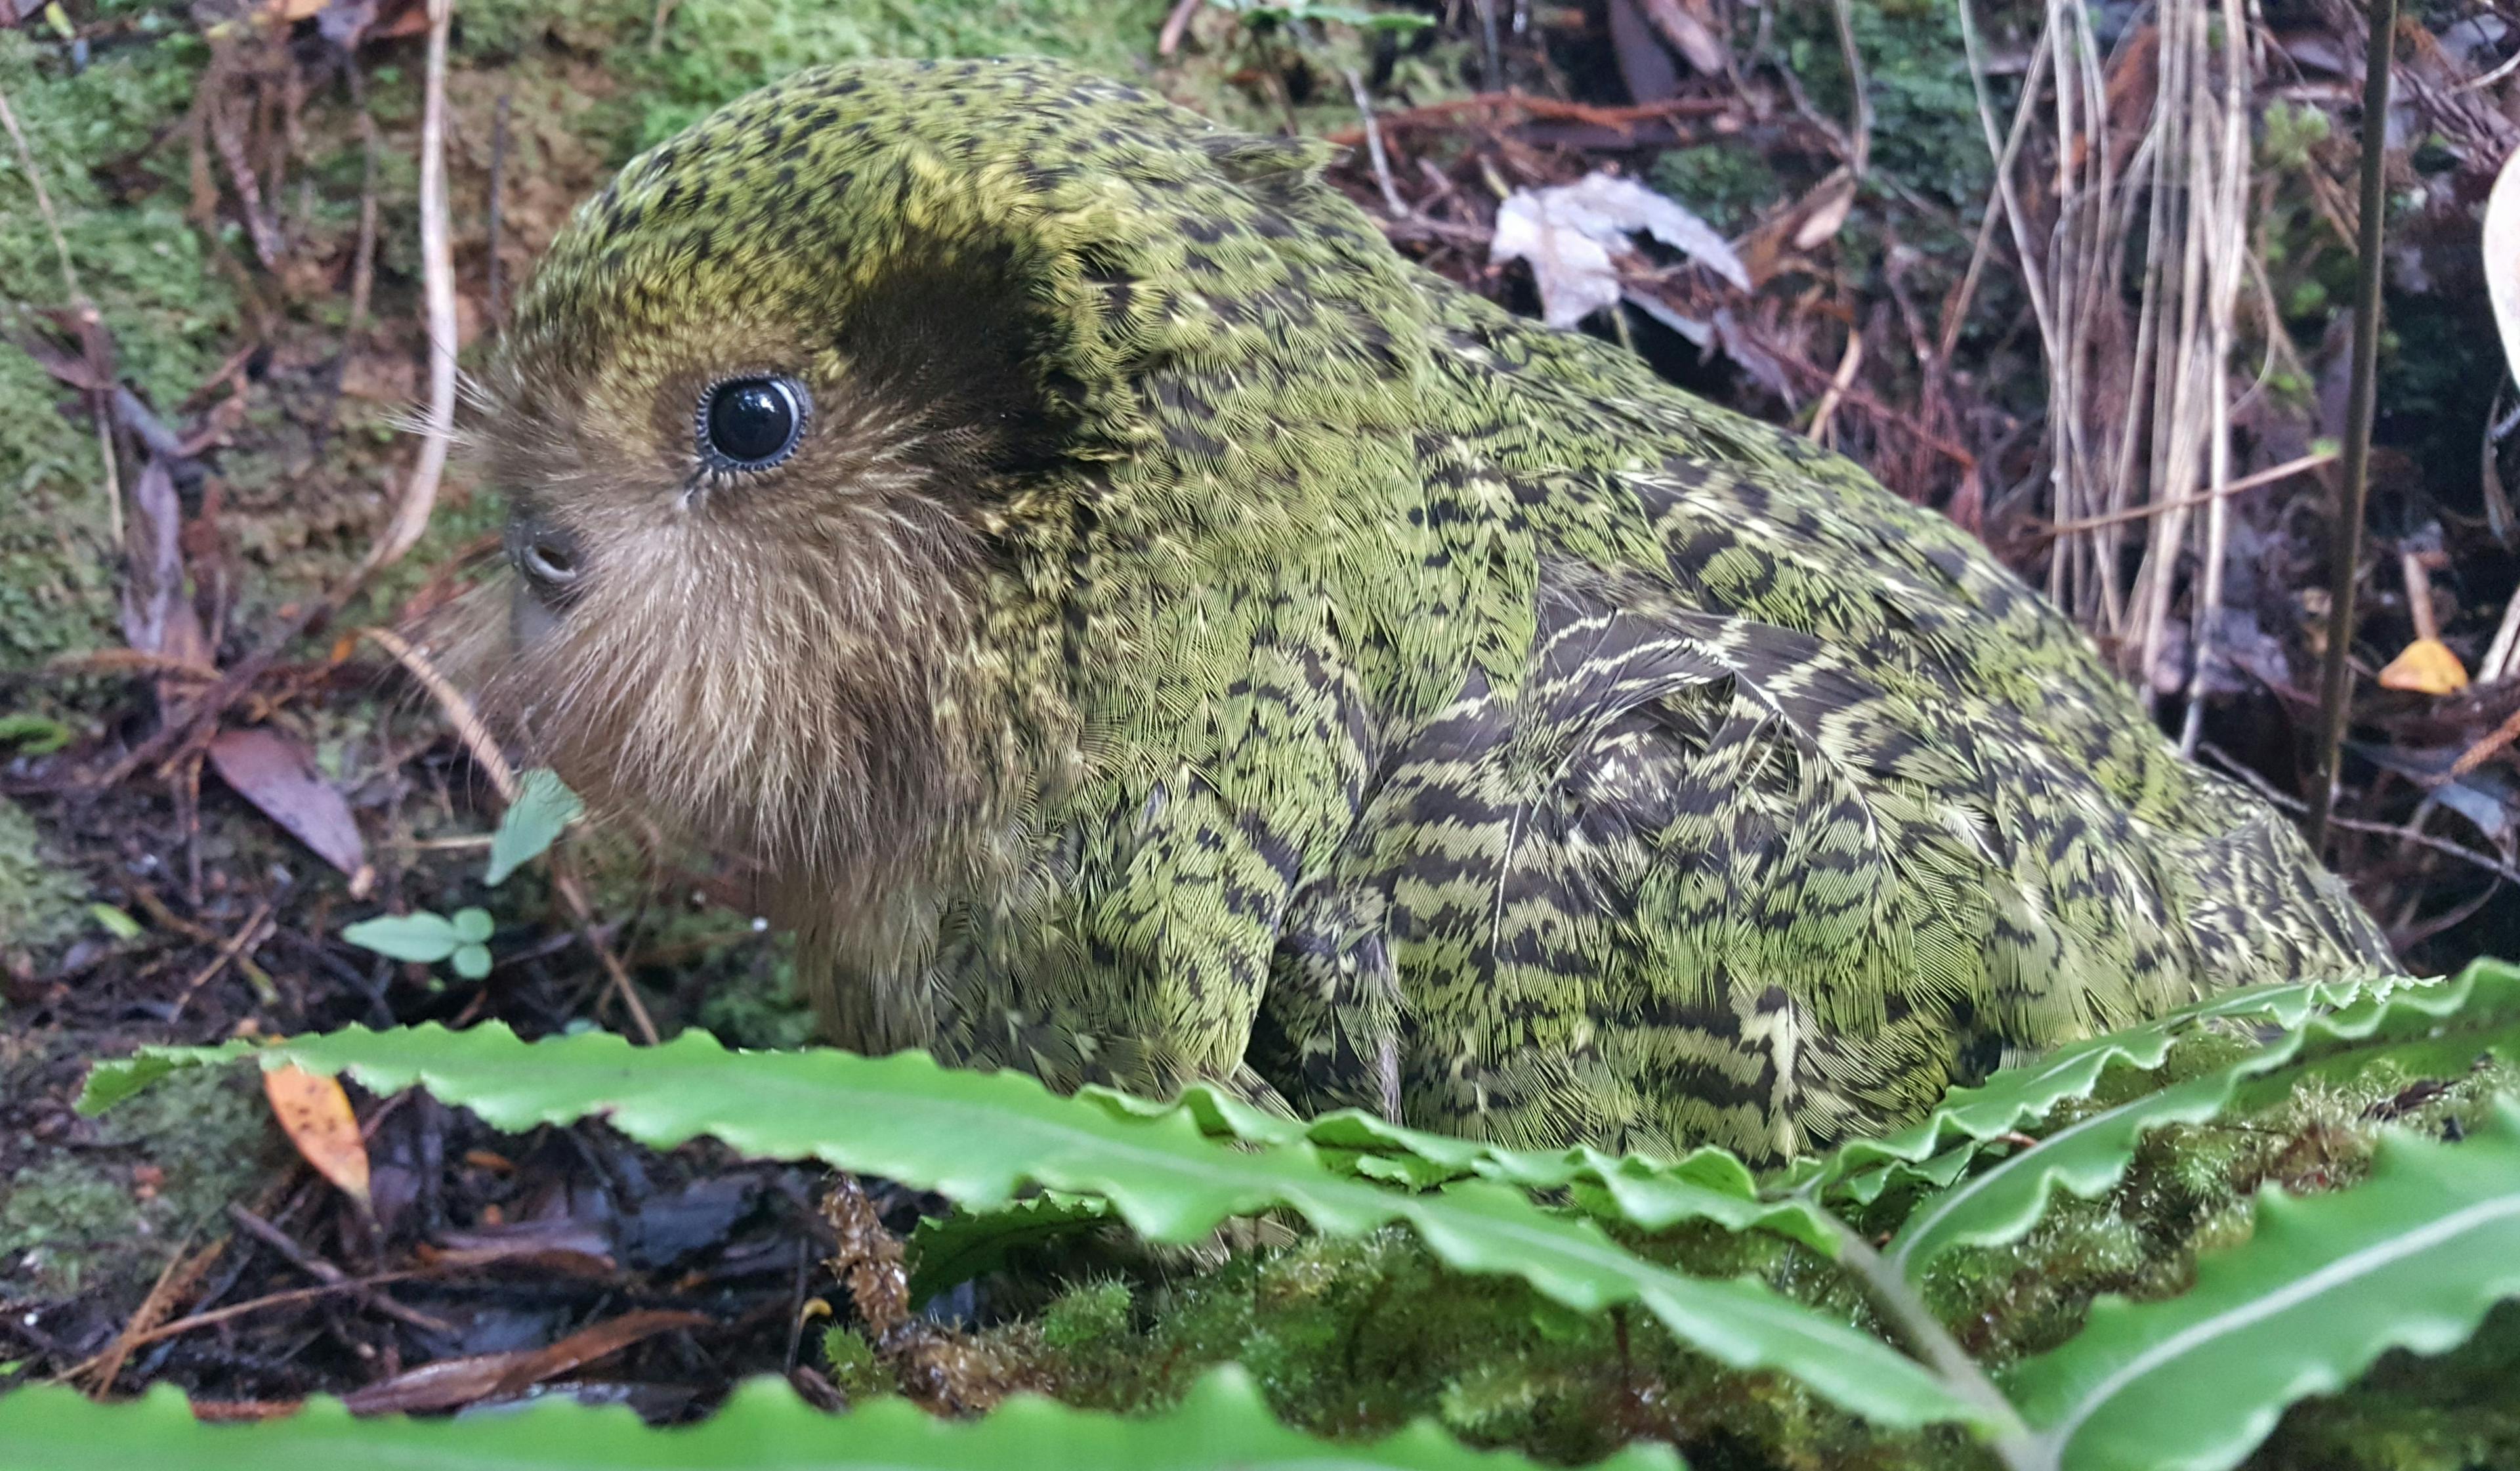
(458, 56, 2389, 1161)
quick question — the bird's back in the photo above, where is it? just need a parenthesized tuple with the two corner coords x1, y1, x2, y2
(1255, 269, 2392, 1159)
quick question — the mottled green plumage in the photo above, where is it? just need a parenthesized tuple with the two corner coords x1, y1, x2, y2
(482, 57, 2389, 1161)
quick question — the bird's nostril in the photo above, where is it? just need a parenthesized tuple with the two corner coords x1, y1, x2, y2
(528, 540, 579, 580)
(509, 515, 587, 593)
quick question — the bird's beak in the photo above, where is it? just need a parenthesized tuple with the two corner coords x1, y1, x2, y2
(504, 508, 587, 652)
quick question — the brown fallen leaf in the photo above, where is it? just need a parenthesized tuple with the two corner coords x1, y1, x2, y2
(2378, 637, 2471, 695)
(1606, 0, 1680, 105)
(339, 1310, 711, 1416)
(207, 725, 369, 880)
(264, 1065, 371, 1209)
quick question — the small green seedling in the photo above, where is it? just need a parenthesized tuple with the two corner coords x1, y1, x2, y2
(343, 906, 495, 980)
(484, 769, 585, 885)
(338, 771, 584, 981)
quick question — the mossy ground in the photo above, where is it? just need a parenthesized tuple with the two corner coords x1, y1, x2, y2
(0, 22, 235, 668)
(0, 1061, 278, 1300)
(823, 1027, 2520, 1471)
(0, 796, 89, 968)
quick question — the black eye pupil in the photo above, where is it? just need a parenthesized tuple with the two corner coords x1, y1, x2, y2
(703, 377, 803, 467)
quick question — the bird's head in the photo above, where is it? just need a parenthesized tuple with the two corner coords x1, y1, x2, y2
(446, 55, 1419, 889)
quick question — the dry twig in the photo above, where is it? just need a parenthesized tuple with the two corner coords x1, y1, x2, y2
(368, 0, 459, 572)
(2308, 0, 2402, 848)
(81, 1237, 219, 1396)
(169, 898, 277, 1021)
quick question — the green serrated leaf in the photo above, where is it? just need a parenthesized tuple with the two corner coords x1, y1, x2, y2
(452, 943, 492, 981)
(1328, 1148, 1471, 1189)
(908, 1191, 1118, 1302)
(76, 1023, 1981, 1433)
(1815, 976, 2410, 1192)
(1889, 1036, 2307, 1277)
(452, 906, 495, 943)
(1891, 964, 2520, 1277)
(2007, 1096, 2520, 1471)
(76, 1050, 194, 1114)
(0, 1364, 1681, 1470)
(1122, 1090, 1835, 1252)
(2273, 957, 2520, 1092)
(484, 768, 585, 886)
(340, 910, 463, 964)
(1568, 1158, 1837, 1254)
(1838, 1140, 1981, 1208)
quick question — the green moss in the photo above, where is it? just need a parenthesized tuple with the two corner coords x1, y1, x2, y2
(948, 1021, 2517, 1470)
(1648, 145, 1780, 236)
(0, 1067, 277, 1298)
(984, 1226, 1981, 1470)
(0, 796, 86, 964)
(821, 1324, 896, 1402)
(693, 943, 819, 1050)
(1776, 0, 1993, 211)
(1, 26, 237, 669)
(1038, 1277, 1133, 1350)
(450, 0, 1178, 160)
(0, 1160, 129, 1297)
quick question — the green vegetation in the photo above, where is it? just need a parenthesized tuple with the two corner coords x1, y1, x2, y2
(0, 26, 235, 666)
(62, 962, 2520, 1470)
(1, 1066, 277, 1298)
(0, 794, 87, 964)
(0, 1365, 1681, 1471)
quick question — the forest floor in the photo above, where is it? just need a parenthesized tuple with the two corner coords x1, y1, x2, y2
(3, 1, 2519, 1466)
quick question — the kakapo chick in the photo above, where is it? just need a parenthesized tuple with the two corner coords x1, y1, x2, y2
(460, 57, 2390, 1161)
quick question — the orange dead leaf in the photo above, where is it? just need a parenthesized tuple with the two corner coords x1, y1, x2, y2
(263, 1065, 371, 1208)
(2377, 637, 2471, 694)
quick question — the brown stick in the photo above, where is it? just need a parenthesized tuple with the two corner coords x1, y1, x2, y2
(2030, 452, 2336, 540)
(2307, 0, 2401, 850)
(1322, 92, 1732, 145)
(1156, 0, 1202, 56)
(169, 899, 276, 1022)
(2450, 703, 2520, 778)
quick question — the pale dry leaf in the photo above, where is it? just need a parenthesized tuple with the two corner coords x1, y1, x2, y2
(117, 458, 188, 658)
(2487, 140, 2520, 389)
(263, 1064, 372, 1208)
(1790, 170, 1859, 251)
(1639, 0, 1727, 74)
(1491, 171, 1751, 328)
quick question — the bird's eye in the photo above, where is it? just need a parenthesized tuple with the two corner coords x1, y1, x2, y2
(699, 375, 808, 471)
